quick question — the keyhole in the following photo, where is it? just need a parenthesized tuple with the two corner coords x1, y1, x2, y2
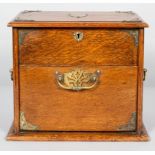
(73, 32, 83, 41)
(77, 33, 80, 39)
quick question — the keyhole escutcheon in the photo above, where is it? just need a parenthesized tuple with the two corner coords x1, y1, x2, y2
(73, 32, 83, 42)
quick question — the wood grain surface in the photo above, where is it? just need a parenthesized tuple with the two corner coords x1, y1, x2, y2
(19, 28, 138, 66)
(7, 123, 149, 141)
(12, 28, 20, 133)
(19, 66, 137, 131)
(137, 29, 145, 134)
(12, 11, 144, 22)
(8, 11, 148, 28)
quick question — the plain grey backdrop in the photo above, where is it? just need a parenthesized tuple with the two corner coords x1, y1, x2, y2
(0, 3, 154, 150)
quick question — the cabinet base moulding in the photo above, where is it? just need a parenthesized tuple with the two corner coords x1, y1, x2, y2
(6, 123, 149, 141)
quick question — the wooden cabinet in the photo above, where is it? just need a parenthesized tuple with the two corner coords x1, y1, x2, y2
(7, 11, 149, 141)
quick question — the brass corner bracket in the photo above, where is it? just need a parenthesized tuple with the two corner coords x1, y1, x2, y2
(124, 30, 139, 47)
(118, 112, 136, 131)
(20, 112, 38, 130)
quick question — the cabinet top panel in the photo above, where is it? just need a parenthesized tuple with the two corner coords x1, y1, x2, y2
(8, 11, 148, 28)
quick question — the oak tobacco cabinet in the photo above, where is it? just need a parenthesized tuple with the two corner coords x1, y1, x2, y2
(7, 11, 149, 141)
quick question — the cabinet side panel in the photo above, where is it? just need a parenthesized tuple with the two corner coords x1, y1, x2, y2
(137, 29, 144, 133)
(13, 28, 20, 133)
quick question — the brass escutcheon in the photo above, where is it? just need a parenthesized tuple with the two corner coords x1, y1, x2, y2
(73, 32, 83, 42)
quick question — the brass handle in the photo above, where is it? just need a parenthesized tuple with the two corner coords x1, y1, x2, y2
(55, 68, 100, 91)
(143, 68, 147, 81)
(10, 68, 13, 81)
(68, 13, 88, 18)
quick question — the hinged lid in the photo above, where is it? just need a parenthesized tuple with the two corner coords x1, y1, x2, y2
(8, 11, 148, 28)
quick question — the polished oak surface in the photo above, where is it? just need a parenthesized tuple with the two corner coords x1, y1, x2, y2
(8, 11, 148, 28)
(19, 28, 138, 66)
(20, 66, 137, 131)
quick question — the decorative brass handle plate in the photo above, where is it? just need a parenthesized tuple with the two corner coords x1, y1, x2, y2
(55, 68, 100, 91)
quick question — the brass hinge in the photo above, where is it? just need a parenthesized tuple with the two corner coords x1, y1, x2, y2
(143, 68, 147, 81)
(9, 68, 13, 81)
